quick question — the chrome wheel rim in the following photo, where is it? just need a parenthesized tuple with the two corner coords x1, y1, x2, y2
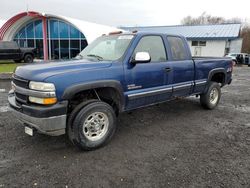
(83, 112, 109, 141)
(210, 88, 219, 105)
(26, 56, 32, 63)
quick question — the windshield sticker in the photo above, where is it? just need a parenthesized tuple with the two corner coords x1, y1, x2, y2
(118, 35, 134, 40)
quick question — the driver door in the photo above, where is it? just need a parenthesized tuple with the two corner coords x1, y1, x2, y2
(124, 35, 172, 110)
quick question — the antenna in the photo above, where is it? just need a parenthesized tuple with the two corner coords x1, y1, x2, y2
(26, 0, 29, 12)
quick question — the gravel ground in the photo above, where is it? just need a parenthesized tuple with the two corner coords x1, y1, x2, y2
(0, 67, 249, 188)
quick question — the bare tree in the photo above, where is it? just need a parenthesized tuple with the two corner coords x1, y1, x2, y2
(181, 12, 241, 25)
(241, 26, 250, 53)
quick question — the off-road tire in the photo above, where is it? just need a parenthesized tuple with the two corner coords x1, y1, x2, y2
(24, 54, 33, 63)
(200, 82, 221, 110)
(67, 101, 116, 151)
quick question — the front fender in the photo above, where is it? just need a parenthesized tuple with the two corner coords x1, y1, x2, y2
(62, 80, 125, 109)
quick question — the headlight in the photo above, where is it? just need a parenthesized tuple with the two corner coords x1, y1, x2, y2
(29, 81, 55, 91)
(29, 81, 57, 105)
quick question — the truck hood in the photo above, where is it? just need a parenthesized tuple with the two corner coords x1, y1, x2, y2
(15, 59, 112, 81)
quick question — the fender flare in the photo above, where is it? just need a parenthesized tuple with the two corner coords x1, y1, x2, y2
(208, 68, 226, 85)
(22, 52, 34, 59)
(62, 80, 125, 110)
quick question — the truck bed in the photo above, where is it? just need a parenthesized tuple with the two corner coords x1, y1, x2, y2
(192, 56, 232, 87)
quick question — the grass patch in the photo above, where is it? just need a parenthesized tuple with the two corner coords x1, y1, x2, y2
(0, 60, 14, 64)
(0, 61, 26, 73)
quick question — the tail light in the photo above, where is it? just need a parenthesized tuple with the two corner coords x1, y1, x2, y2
(231, 60, 234, 72)
(227, 61, 234, 73)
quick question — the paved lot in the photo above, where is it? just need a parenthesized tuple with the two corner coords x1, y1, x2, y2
(0, 67, 250, 187)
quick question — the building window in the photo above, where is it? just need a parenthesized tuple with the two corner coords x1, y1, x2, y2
(191, 41, 206, 47)
(13, 19, 88, 60)
(191, 41, 198, 46)
(199, 41, 206, 46)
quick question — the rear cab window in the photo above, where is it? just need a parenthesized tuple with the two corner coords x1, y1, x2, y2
(167, 36, 188, 61)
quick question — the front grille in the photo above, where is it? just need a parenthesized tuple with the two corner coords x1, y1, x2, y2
(13, 74, 29, 104)
(13, 75, 29, 89)
(15, 92, 28, 104)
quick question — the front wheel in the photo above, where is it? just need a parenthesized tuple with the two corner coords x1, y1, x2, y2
(68, 101, 117, 151)
(200, 82, 221, 110)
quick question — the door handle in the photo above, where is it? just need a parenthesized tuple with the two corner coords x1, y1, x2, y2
(164, 67, 172, 73)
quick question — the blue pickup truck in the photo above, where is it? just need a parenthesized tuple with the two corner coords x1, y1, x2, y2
(8, 32, 233, 150)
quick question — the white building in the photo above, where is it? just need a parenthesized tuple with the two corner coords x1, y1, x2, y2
(0, 11, 121, 60)
(121, 24, 242, 57)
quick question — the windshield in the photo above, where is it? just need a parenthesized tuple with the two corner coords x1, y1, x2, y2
(78, 35, 134, 61)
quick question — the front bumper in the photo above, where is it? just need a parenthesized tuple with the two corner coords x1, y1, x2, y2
(8, 91, 68, 136)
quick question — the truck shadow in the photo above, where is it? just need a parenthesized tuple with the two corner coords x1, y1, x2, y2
(117, 97, 202, 129)
(13, 97, 204, 154)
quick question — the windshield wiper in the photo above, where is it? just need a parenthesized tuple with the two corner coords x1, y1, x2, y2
(74, 53, 83, 59)
(87, 54, 104, 61)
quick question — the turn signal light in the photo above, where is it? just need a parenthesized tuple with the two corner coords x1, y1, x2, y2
(29, 96, 57, 105)
(43, 98, 57, 105)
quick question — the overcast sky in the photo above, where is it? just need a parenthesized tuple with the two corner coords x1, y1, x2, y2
(1, 0, 250, 26)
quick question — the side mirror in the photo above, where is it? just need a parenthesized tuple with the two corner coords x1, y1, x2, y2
(132, 52, 151, 63)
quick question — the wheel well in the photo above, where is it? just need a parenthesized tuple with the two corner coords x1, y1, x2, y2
(23, 53, 34, 58)
(210, 72, 225, 85)
(68, 87, 122, 115)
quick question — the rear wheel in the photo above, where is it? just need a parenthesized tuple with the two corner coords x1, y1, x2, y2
(68, 101, 117, 150)
(200, 82, 221, 110)
(24, 54, 33, 63)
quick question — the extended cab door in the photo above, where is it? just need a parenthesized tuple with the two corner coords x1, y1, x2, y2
(124, 35, 172, 109)
(165, 36, 195, 97)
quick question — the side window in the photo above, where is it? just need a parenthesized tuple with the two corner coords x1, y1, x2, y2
(167, 36, 188, 61)
(9, 42, 19, 49)
(134, 36, 167, 62)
